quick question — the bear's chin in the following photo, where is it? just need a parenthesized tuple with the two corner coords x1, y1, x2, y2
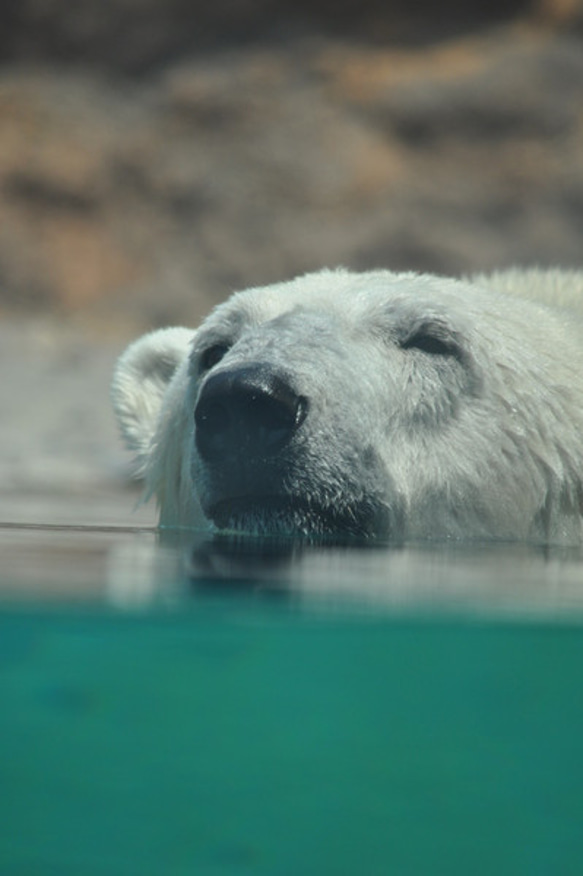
(206, 496, 390, 542)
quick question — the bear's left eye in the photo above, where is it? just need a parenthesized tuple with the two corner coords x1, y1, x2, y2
(199, 343, 230, 372)
(401, 329, 461, 360)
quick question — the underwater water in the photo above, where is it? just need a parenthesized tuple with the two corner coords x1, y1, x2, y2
(1, 524, 583, 875)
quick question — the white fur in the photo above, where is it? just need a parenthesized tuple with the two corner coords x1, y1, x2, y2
(112, 269, 583, 544)
(111, 328, 195, 478)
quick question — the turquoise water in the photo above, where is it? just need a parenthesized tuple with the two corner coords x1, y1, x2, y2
(1, 527, 583, 874)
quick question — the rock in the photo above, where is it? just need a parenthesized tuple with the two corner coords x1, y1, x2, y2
(0, 4, 581, 333)
(0, 0, 545, 72)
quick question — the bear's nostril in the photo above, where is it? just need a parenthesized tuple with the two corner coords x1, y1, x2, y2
(246, 390, 307, 444)
(195, 367, 307, 463)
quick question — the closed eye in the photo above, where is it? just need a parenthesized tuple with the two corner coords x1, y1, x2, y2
(401, 332, 458, 356)
(399, 317, 465, 361)
(199, 343, 231, 372)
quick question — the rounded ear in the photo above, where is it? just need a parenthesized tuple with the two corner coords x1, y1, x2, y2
(111, 327, 194, 473)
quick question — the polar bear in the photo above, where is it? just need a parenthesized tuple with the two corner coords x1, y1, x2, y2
(111, 268, 583, 544)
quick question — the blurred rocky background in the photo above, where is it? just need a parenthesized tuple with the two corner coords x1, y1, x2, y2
(1, 0, 583, 524)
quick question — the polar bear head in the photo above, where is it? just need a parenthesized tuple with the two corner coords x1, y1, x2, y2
(112, 269, 583, 544)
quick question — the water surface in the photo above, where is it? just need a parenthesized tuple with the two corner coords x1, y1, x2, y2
(1, 524, 583, 875)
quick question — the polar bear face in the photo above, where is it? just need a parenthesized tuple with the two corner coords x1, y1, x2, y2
(112, 269, 583, 544)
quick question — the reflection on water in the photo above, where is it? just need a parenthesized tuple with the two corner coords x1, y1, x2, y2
(1, 523, 582, 618)
(188, 532, 583, 617)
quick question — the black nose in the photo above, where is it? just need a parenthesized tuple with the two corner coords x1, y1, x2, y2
(195, 366, 308, 463)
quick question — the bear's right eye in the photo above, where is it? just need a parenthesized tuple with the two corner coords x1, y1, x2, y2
(199, 343, 230, 372)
